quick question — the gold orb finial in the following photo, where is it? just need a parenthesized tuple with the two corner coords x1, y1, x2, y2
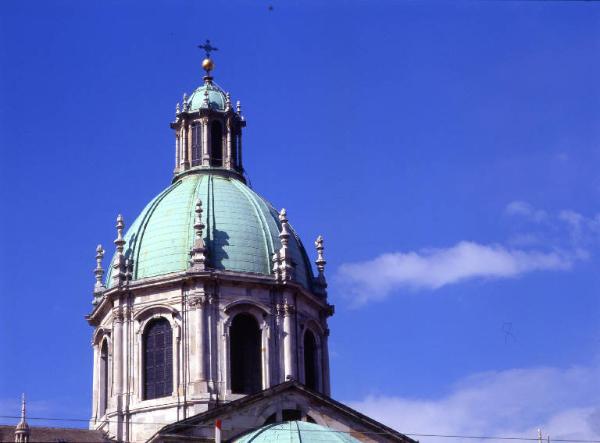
(202, 57, 214, 73)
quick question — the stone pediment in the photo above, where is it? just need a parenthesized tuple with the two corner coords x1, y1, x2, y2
(147, 381, 415, 443)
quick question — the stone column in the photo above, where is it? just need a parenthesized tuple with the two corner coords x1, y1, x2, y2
(180, 126, 187, 170)
(282, 303, 297, 381)
(207, 292, 219, 395)
(202, 118, 211, 166)
(113, 309, 124, 397)
(187, 122, 193, 168)
(122, 306, 130, 400)
(189, 295, 206, 386)
(175, 134, 180, 173)
(225, 119, 232, 169)
(92, 343, 99, 420)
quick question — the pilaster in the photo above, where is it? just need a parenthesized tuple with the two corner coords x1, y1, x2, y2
(202, 118, 210, 166)
(188, 291, 207, 395)
(280, 301, 297, 381)
(207, 289, 219, 399)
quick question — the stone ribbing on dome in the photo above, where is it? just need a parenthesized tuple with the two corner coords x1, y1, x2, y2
(106, 173, 314, 289)
(234, 421, 361, 443)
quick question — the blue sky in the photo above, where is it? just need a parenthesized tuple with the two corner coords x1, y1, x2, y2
(1, 1, 599, 441)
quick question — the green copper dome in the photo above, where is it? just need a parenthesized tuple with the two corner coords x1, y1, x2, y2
(188, 83, 226, 111)
(107, 173, 314, 289)
(234, 421, 361, 443)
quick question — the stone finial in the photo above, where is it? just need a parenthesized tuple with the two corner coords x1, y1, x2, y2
(275, 209, 294, 281)
(278, 209, 290, 247)
(94, 244, 106, 293)
(189, 199, 207, 271)
(272, 251, 281, 279)
(112, 214, 127, 286)
(236, 100, 242, 116)
(15, 393, 29, 443)
(315, 235, 326, 275)
(194, 199, 205, 238)
(19, 393, 26, 422)
(114, 214, 125, 254)
(125, 258, 133, 282)
(176, 102, 181, 114)
(314, 235, 327, 292)
(225, 92, 231, 111)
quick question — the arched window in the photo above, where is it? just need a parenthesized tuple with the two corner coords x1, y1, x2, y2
(211, 120, 223, 167)
(191, 123, 202, 166)
(99, 340, 109, 416)
(143, 318, 173, 400)
(230, 313, 262, 394)
(303, 330, 318, 391)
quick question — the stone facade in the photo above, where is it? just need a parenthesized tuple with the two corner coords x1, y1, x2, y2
(87, 269, 332, 442)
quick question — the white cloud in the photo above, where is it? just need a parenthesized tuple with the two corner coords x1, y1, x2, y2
(506, 201, 548, 223)
(336, 241, 573, 303)
(349, 365, 600, 443)
(506, 201, 600, 250)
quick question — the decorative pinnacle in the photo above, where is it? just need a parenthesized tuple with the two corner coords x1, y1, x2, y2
(225, 92, 231, 111)
(94, 244, 106, 291)
(315, 235, 326, 275)
(176, 102, 180, 114)
(278, 209, 290, 247)
(236, 100, 242, 115)
(276, 208, 294, 281)
(194, 199, 205, 238)
(20, 393, 26, 422)
(182, 93, 188, 111)
(114, 214, 125, 254)
(190, 198, 207, 270)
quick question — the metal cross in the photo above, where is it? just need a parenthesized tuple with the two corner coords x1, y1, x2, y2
(198, 39, 218, 58)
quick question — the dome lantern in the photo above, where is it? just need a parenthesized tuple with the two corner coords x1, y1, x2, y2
(171, 40, 246, 179)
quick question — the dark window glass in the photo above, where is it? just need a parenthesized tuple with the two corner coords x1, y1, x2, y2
(211, 121, 223, 167)
(99, 340, 109, 416)
(143, 318, 173, 400)
(192, 124, 202, 166)
(230, 313, 261, 394)
(282, 409, 302, 421)
(304, 330, 318, 391)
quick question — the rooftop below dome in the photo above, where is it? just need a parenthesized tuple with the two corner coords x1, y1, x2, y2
(234, 421, 362, 443)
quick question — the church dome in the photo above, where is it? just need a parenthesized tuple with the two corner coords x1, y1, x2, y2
(187, 83, 227, 111)
(234, 421, 361, 443)
(106, 172, 314, 289)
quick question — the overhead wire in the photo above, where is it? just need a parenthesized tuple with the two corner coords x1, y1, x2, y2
(1, 415, 600, 442)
